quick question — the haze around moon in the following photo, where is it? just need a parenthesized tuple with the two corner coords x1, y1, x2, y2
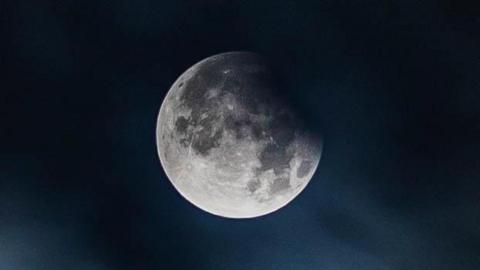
(156, 52, 322, 218)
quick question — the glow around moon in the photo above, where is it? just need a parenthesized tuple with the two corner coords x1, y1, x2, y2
(156, 52, 322, 218)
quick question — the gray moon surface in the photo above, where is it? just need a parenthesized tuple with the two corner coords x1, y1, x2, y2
(156, 52, 322, 218)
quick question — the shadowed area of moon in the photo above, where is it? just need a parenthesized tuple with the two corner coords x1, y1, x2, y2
(156, 52, 322, 218)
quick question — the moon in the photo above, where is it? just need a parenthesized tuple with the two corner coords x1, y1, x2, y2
(156, 52, 322, 218)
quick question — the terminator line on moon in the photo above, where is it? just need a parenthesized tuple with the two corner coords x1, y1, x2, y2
(156, 52, 322, 218)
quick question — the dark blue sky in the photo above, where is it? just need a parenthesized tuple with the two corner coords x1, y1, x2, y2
(1, 0, 479, 269)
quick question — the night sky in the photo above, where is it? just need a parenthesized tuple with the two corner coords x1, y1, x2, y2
(1, 1, 480, 269)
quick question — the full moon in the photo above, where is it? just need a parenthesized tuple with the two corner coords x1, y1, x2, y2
(156, 52, 322, 218)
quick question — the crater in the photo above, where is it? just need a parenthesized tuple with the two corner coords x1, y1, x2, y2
(191, 128, 223, 156)
(297, 160, 313, 178)
(175, 116, 189, 134)
(247, 179, 261, 193)
(258, 143, 293, 176)
(270, 177, 290, 194)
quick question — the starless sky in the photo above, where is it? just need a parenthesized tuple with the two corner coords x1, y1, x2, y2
(1, 0, 480, 269)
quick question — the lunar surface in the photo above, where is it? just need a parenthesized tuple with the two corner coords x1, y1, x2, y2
(156, 52, 322, 218)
